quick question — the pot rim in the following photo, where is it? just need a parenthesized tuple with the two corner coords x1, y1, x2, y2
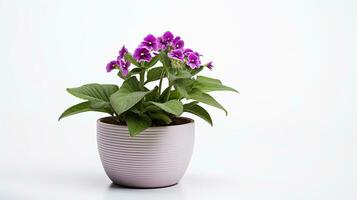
(97, 116, 194, 129)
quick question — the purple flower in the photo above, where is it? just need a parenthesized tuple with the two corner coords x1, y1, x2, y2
(168, 49, 184, 61)
(106, 60, 118, 72)
(186, 53, 201, 69)
(140, 34, 158, 51)
(183, 48, 193, 56)
(118, 45, 128, 59)
(206, 61, 213, 70)
(158, 31, 174, 50)
(173, 37, 184, 49)
(173, 36, 181, 44)
(157, 37, 167, 50)
(133, 47, 152, 62)
(118, 60, 130, 76)
(162, 31, 174, 43)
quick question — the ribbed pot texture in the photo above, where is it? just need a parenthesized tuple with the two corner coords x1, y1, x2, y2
(97, 117, 195, 188)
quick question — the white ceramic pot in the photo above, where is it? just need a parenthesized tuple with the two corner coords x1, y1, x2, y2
(97, 117, 195, 188)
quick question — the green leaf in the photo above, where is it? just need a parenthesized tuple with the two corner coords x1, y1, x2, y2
(148, 112, 172, 124)
(118, 76, 142, 92)
(184, 103, 213, 126)
(145, 54, 160, 68)
(127, 68, 144, 77)
(143, 105, 161, 113)
(124, 112, 151, 136)
(193, 76, 239, 93)
(167, 68, 192, 82)
(118, 67, 145, 81)
(159, 51, 171, 68)
(159, 86, 171, 102)
(58, 101, 110, 120)
(168, 89, 181, 100)
(174, 79, 194, 98)
(150, 100, 183, 116)
(110, 77, 149, 115)
(190, 66, 204, 76)
(124, 53, 140, 67)
(66, 84, 118, 102)
(146, 67, 164, 83)
(145, 86, 159, 102)
(188, 89, 228, 115)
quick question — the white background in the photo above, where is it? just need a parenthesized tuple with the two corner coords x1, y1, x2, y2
(1, 0, 356, 199)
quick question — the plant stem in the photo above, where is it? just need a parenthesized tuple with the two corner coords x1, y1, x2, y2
(140, 70, 145, 90)
(157, 70, 166, 99)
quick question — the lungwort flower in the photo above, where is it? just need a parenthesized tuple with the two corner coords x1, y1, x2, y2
(173, 36, 184, 49)
(158, 31, 174, 50)
(106, 60, 118, 72)
(168, 49, 184, 61)
(118, 60, 130, 76)
(140, 34, 158, 51)
(206, 61, 214, 70)
(118, 45, 128, 59)
(186, 53, 201, 69)
(183, 48, 193, 56)
(133, 47, 152, 62)
(107, 31, 212, 74)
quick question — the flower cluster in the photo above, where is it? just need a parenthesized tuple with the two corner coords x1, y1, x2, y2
(106, 46, 131, 76)
(106, 31, 213, 76)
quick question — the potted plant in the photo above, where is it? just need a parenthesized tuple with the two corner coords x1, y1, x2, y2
(59, 31, 238, 188)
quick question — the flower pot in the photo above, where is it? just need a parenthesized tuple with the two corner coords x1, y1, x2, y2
(97, 117, 195, 188)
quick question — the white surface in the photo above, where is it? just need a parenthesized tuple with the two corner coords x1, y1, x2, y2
(0, 0, 356, 199)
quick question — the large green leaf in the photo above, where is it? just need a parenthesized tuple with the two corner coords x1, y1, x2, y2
(118, 76, 141, 92)
(168, 89, 181, 100)
(148, 112, 172, 125)
(110, 77, 149, 115)
(193, 76, 238, 93)
(174, 79, 194, 98)
(66, 84, 118, 102)
(188, 89, 227, 115)
(58, 101, 111, 120)
(184, 102, 213, 126)
(145, 86, 159, 101)
(167, 68, 192, 82)
(150, 100, 183, 116)
(124, 112, 151, 136)
(146, 67, 164, 84)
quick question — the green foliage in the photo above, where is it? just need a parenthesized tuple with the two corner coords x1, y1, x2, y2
(193, 76, 239, 93)
(174, 79, 194, 98)
(66, 84, 118, 102)
(146, 67, 164, 83)
(145, 54, 160, 68)
(188, 89, 228, 115)
(183, 102, 212, 126)
(167, 68, 192, 82)
(110, 77, 149, 116)
(150, 100, 183, 116)
(58, 101, 112, 120)
(148, 112, 172, 125)
(124, 53, 140, 67)
(59, 84, 118, 120)
(60, 52, 238, 136)
(124, 112, 151, 136)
